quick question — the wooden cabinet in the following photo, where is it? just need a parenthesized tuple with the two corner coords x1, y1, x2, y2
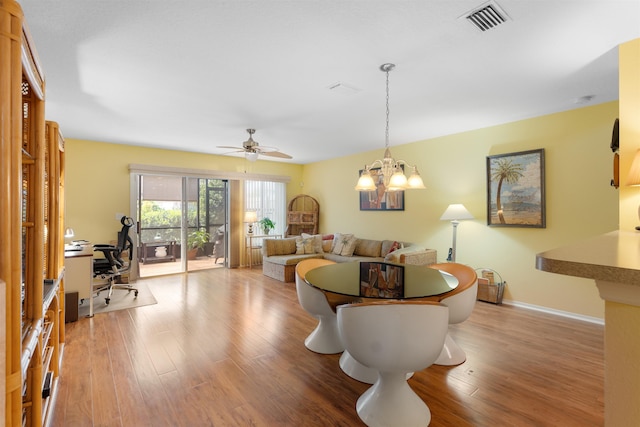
(285, 195, 319, 237)
(1, 2, 65, 425)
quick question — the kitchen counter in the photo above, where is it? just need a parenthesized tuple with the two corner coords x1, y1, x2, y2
(536, 230, 640, 426)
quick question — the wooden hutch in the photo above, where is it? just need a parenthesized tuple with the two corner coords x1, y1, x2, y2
(285, 194, 319, 237)
(1, 1, 66, 425)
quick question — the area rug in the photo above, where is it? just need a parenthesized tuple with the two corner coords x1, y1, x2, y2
(78, 282, 157, 317)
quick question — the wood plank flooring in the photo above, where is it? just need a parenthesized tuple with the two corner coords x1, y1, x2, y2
(51, 268, 604, 426)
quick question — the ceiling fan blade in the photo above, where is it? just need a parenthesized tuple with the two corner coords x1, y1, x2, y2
(217, 145, 244, 150)
(259, 150, 292, 159)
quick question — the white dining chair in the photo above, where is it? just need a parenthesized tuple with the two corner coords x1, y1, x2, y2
(428, 263, 478, 366)
(338, 300, 449, 427)
(295, 258, 344, 354)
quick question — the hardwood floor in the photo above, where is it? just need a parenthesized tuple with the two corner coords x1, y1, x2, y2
(51, 268, 604, 426)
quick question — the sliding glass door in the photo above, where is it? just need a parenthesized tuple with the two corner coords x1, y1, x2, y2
(136, 174, 228, 277)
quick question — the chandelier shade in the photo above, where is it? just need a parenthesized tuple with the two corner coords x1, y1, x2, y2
(354, 64, 425, 192)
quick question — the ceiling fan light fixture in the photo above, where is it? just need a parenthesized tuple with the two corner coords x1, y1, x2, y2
(217, 128, 293, 161)
(245, 151, 259, 162)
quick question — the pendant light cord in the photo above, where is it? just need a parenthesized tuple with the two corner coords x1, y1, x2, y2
(380, 63, 395, 150)
(385, 68, 390, 149)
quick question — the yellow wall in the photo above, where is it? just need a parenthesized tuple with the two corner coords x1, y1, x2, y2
(619, 39, 640, 230)
(303, 102, 620, 319)
(65, 100, 620, 321)
(64, 140, 303, 245)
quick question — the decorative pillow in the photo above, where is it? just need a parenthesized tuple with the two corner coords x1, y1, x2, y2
(382, 242, 400, 256)
(295, 236, 316, 254)
(384, 245, 425, 263)
(332, 233, 357, 256)
(322, 239, 333, 253)
(301, 233, 324, 253)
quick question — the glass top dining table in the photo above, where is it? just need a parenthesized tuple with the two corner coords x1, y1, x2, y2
(304, 261, 458, 309)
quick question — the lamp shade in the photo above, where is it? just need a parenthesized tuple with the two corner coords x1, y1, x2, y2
(355, 170, 376, 191)
(627, 149, 640, 186)
(64, 228, 75, 238)
(440, 204, 474, 221)
(244, 211, 258, 223)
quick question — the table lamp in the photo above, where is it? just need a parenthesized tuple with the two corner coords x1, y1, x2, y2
(244, 210, 258, 235)
(440, 204, 474, 262)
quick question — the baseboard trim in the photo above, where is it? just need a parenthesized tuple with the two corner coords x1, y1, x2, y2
(501, 299, 604, 325)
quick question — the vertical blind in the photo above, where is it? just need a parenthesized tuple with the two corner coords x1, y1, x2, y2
(245, 180, 286, 236)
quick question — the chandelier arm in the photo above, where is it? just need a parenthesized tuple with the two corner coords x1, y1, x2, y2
(394, 159, 417, 168)
(364, 159, 384, 169)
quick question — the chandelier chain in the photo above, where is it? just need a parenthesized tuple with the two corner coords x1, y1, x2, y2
(385, 67, 390, 149)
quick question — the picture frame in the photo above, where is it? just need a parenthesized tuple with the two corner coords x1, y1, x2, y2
(486, 148, 545, 228)
(358, 167, 405, 211)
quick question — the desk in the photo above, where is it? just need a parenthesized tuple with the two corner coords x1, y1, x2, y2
(246, 234, 281, 269)
(305, 261, 458, 309)
(65, 246, 95, 317)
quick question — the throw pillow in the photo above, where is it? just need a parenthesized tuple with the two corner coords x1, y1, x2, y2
(301, 233, 324, 253)
(332, 233, 358, 256)
(340, 235, 358, 256)
(295, 236, 315, 254)
(384, 245, 425, 263)
(384, 240, 400, 256)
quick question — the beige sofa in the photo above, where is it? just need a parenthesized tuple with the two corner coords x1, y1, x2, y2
(261, 233, 437, 283)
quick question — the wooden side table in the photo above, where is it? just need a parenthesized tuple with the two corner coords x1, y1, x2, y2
(141, 241, 177, 264)
(246, 234, 281, 269)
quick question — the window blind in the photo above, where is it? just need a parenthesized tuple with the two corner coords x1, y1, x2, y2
(245, 180, 286, 236)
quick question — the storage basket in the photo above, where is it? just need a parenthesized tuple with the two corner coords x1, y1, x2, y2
(475, 268, 505, 304)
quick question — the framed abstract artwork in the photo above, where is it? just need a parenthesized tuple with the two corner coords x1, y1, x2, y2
(486, 149, 546, 228)
(358, 167, 405, 211)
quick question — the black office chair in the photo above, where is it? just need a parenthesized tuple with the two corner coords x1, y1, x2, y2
(93, 216, 138, 305)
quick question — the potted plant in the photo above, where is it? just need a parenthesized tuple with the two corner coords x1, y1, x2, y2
(259, 217, 275, 235)
(187, 229, 211, 259)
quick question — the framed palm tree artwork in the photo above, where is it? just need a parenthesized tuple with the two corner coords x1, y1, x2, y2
(486, 149, 545, 228)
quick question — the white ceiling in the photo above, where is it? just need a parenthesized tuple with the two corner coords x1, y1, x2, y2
(18, 1, 640, 164)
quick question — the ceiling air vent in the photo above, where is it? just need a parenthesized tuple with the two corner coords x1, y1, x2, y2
(464, 1, 510, 32)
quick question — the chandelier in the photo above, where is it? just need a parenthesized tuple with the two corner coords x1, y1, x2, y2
(355, 63, 425, 192)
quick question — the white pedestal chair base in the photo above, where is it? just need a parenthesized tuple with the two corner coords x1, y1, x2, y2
(340, 351, 379, 384)
(357, 373, 431, 427)
(340, 351, 414, 384)
(434, 333, 466, 366)
(304, 315, 345, 354)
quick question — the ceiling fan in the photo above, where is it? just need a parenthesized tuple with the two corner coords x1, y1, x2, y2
(217, 129, 292, 161)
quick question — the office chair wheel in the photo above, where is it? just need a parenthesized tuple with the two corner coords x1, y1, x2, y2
(105, 297, 110, 305)
(134, 290, 139, 297)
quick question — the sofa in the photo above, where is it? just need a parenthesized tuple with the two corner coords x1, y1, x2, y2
(261, 233, 437, 283)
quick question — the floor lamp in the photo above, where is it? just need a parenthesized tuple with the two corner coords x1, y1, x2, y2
(440, 204, 474, 262)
